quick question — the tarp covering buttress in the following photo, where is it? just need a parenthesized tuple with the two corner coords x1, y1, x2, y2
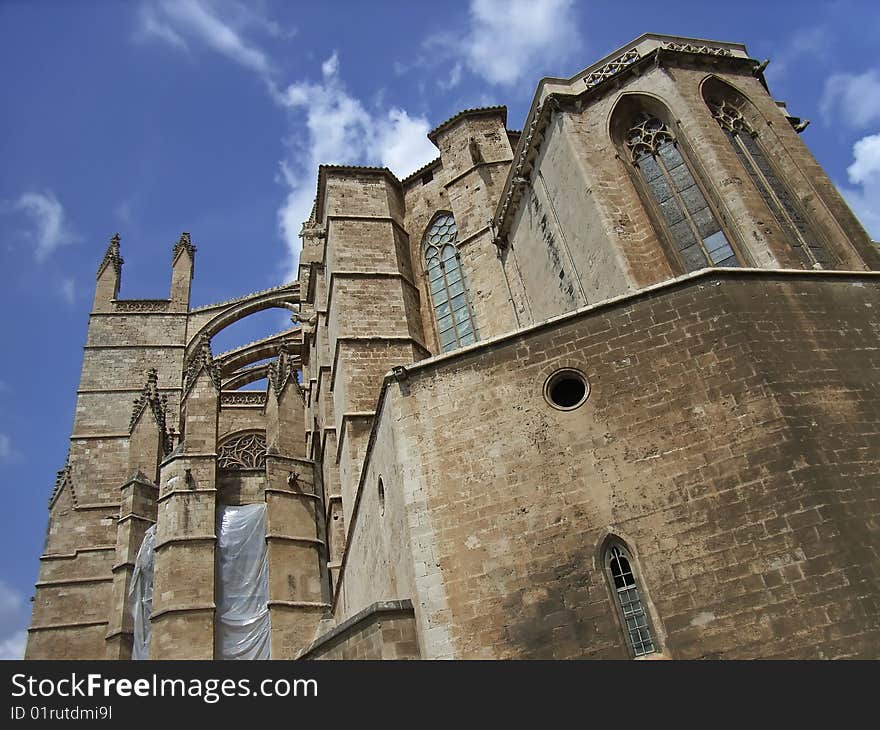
(216, 503, 271, 660)
(129, 524, 156, 661)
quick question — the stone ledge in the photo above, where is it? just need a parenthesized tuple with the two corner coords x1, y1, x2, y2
(41, 546, 116, 561)
(268, 601, 331, 610)
(71, 433, 130, 440)
(297, 599, 415, 659)
(265, 488, 321, 501)
(150, 604, 215, 621)
(29, 620, 108, 632)
(156, 487, 215, 504)
(35, 576, 113, 587)
(83, 344, 186, 349)
(265, 534, 324, 547)
(116, 513, 156, 526)
(443, 157, 513, 190)
(154, 535, 215, 550)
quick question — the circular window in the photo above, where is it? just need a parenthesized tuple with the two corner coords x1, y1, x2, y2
(544, 369, 590, 411)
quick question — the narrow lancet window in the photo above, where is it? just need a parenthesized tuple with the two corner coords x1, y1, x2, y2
(707, 98, 833, 269)
(423, 213, 479, 352)
(626, 113, 739, 271)
(606, 543, 657, 657)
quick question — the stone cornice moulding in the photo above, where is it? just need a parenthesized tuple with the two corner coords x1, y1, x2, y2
(492, 38, 757, 246)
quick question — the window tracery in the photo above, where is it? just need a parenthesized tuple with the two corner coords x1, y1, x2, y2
(625, 112, 739, 271)
(217, 432, 266, 470)
(706, 97, 833, 269)
(423, 213, 479, 352)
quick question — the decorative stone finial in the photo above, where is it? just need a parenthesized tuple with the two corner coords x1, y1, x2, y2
(96, 233, 124, 279)
(49, 460, 73, 508)
(129, 367, 173, 454)
(183, 334, 222, 394)
(172, 231, 197, 264)
(268, 340, 304, 401)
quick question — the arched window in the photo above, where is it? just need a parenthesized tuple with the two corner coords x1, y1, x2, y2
(624, 112, 739, 272)
(423, 213, 479, 352)
(705, 95, 834, 269)
(605, 542, 657, 657)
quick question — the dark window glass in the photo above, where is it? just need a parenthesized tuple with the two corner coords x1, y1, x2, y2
(607, 544, 657, 657)
(422, 213, 480, 352)
(626, 113, 738, 272)
(708, 98, 834, 269)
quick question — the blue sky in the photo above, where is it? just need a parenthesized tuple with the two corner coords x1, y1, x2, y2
(1, 0, 879, 659)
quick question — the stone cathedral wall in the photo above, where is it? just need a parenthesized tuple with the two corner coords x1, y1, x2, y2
(341, 271, 880, 658)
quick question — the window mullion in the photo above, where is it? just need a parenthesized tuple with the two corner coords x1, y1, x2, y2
(456, 251, 479, 339)
(439, 259, 460, 348)
(735, 134, 817, 266)
(657, 152, 711, 266)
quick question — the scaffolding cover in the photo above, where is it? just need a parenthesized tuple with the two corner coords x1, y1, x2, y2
(129, 524, 156, 661)
(216, 503, 271, 660)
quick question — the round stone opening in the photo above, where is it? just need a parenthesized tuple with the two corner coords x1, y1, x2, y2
(544, 369, 589, 411)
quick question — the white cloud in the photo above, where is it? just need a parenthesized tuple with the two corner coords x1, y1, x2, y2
(376, 110, 436, 180)
(11, 191, 76, 262)
(134, 5, 438, 282)
(847, 133, 880, 185)
(137, 4, 188, 50)
(0, 580, 28, 659)
(0, 433, 13, 462)
(765, 27, 832, 86)
(839, 133, 880, 240)
(275, 54, 437, 281)
(438, 62, 463, 91)
(137, 0, 275, 80)
(821, 70, 880, 129)
(60, 278, 76, 305)
(0, 631, 27, 661)
(454, 0, 582, 86)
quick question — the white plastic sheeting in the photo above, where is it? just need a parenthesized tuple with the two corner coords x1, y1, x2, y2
(129, 524, 156, 661)
(216, 503, 271, 660)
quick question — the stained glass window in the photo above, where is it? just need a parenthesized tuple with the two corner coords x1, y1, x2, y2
(423, 213, 479, 352)
(707, 98, 833, 269)
(626, 113, 739, 271)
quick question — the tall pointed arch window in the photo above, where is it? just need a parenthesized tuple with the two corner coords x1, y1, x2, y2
(626, 112, 739, 271)
(605, 542, 657, 657)
(423, 213, 479, 352)
(706, 97, 834, 269)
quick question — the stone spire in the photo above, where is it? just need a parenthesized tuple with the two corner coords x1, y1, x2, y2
(183, 334, 222, 394)
(129, 368, 172, 454)
(268, 340, 302, 400)
(172, 231, 196, 265)
(96, 233, 124, 279)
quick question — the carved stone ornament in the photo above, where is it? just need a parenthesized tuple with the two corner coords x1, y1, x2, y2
(217, 432, 267, 471)
(584, 49, 640, 88)
(129, 368, 173, 454)
(96, 233, 124, 279)
(706, 98, 753, 135)
(220, 391, 266, 406)
(663, 41, 732, 57)
(268, 340, 304, 400)
(115, 300, 171, 313)
(49, 462, 72, 507)
(172, 231, 196, 264)
(625, 113, 675, 161)
(183, 335, 222, 394)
